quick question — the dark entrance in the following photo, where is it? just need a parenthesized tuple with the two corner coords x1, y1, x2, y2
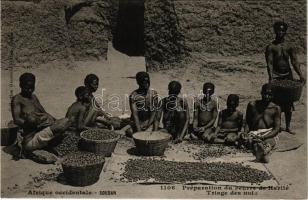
(113, 0, 145, 56)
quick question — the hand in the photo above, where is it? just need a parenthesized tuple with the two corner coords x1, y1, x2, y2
(173, 138, 182, 144)
(193, 127, 203, 133)
(300, 76, 306, 84)
(268, 77, 273, 83)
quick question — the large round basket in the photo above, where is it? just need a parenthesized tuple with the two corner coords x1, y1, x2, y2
(133, 131, 172, 156)
(61, 151, 105, 186)
(271, 80, 304, 103)
(1, 121, 19, 146)
(79, 129, 120, 157)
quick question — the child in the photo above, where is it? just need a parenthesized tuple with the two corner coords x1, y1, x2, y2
(154, 81, 189, 143)
(192, 82, 218, 141)
(66, 86, 90, 132)
(210, 94, 243, 145)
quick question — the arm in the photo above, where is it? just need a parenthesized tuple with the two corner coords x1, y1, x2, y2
(11, 96, 25, 128)
(129, 94, 141, 132)
(213, 112, 222, 135)
(203, 102, 218, 129)
(262, 106, 281, 140)
(192, 100, 199, 131)
(265, 45, 274, 82)
(33, 95, 55, 119)
(290, 46, 306, 83)
(153, 100, 163, 131)
(147, 91, 159, 130)
(244, 103, 252, 134)
(76, 107, 87, 131)
(178, 101, 190, 140)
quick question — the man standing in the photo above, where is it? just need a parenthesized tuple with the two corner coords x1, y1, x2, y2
(265, 21, 305, 134)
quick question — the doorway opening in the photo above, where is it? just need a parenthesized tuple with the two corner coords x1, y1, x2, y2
(113, 0, 145, 56)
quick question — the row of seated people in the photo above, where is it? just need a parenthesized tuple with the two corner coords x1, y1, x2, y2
(11, 72, 280, 163)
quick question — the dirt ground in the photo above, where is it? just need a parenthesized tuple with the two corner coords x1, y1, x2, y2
(1, 45, 307, 198)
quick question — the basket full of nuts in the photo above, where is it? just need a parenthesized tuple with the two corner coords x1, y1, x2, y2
(79, 129, 120, 157)
(271, 80, 304, 103)
(133, 131, 172, 156)
(61, 151, 105, 186)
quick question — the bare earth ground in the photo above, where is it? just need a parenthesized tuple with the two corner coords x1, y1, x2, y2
(1, 46, 307, 198)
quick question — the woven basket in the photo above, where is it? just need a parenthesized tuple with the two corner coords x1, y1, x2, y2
(79, 129, 120, 157)
(1, 121, 19, 146)
(133, 131, 171, 156)
(61, 152, 105, 186)
(271, 80, 304, 103)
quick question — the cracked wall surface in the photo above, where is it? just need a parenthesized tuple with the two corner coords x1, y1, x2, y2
(1, 0, 116, 67)
(174, 0, 306, 56)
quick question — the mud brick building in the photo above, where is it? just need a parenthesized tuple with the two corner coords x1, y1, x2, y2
(1, 0, 306, 70)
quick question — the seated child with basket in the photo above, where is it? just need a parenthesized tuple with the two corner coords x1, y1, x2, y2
(209, 94, 243, 145)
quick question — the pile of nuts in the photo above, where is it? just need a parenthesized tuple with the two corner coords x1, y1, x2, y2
(122, 159, 272, 183)
(193, 144, 250, 159)
(82, 129, 118, 140)
(62, 151, 104, 167)
(53, 134, 80, 156)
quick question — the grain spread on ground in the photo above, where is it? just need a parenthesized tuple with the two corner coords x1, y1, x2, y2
(122, 159, 272, 183)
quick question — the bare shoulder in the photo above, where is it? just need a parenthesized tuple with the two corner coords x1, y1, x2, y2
(266, 43, 275, 51)
(12, 94, 22, 103)
(269, 102, 281, 111)
(193, 97, 200, 107)
(150, 89, 158, 96)
(236, 110, 243, 116)
(129, 90, 138, 99)
(247, 101, 256, 108)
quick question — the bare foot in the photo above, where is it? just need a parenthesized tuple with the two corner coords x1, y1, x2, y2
(285, 128, 296, 135)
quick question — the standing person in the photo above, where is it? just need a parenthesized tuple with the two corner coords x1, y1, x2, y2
(154, 81, 189, 143)
(210, 94, 243, 145)
(241, 84, 281, 163)
(192, 82, 218, 141)
(265, 21, 305, 134)
(127, 71, 158, 136)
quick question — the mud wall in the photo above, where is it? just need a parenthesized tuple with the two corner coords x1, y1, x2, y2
(1, 0, 115, 67)
(1, 0, 70, 67)
(174, 0, 306, 56)
(144, 0, 306, 70)
(144, 0, 189, 71)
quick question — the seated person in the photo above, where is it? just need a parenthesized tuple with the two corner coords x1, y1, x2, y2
(127, 72, 158, 136)
(240, 84, 281, 163)
(83, 74, 115, 129)
(192, 82, 218, 141)
(154, 81, 189, 144)
(210, 94, 243, 145)
(11, 73, 72, 154)
(65, 86, 90, 132)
